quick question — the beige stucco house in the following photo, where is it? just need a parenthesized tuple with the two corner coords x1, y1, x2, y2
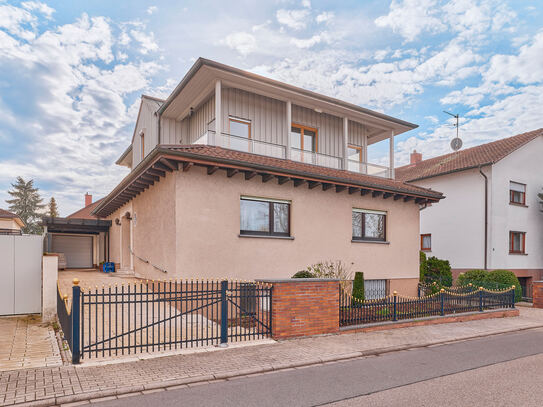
(0, 209, 24, 235)
(91, 58, 443, 296)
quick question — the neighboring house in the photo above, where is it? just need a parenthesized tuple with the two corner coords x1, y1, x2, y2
(43, 193, 109, 269)
(0, 209, 24, 235)
(396, 129, 543, 298)
(90, 58, 443, 296)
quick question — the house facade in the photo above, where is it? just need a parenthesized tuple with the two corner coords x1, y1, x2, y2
(91, 58, 443, 296)
(397, 130, 543, 298)
(0, 209, 24, 235)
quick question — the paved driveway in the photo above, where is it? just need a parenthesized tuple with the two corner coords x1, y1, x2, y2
(0, 315, 61, 372)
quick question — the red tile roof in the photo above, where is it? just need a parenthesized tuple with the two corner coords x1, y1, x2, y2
(396, 129, 543, 182)
(0, 208, 19, 219)
(67, 198, 104, 220)
(163, 145, 443, 198)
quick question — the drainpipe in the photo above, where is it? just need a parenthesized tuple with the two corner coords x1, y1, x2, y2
(156, 110, 161, 145)
(478, 165, 488, 270)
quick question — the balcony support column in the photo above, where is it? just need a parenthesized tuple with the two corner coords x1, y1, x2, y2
(343, 117, 349, 170)
(389, 130, 395, 179)
(214, 80, 222, 146)
(286, 100, 292, 160)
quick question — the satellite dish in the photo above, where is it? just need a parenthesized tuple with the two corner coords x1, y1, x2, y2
(451, 137, 463, 151)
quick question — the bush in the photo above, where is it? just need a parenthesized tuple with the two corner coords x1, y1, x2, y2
(352, 272, 365, 301)
(422, 256, 452, 287)
(457, 269, 487, 286)
(292, 270, 315, 278)
(486, 269, 522, 302)
(419, 251, 427, 281)
(303, 260, 353, 280)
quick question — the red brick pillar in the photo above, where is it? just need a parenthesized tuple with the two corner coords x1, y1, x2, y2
(258, 279, 339, 340)
(533, 281, 543, 308)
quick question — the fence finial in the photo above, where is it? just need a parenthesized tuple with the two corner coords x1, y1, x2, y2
(393, 290, 397, 296)
(512, 285, 515, 289)
(73, 278, 80, 286)
(440, 288, 445, 293)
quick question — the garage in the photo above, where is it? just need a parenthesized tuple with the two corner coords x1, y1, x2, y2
(52, 235, 93, 268)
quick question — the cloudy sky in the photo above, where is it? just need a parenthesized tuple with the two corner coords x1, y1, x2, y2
(0, 0, 542, 215)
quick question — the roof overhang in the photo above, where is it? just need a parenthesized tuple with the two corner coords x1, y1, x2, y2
(116, 145, 133, 168)
(158, 58, 417, 141)
(92, 145, 444, 218)
(42, 217, 111, 234)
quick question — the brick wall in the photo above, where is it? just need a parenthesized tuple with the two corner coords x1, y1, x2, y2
(533, 281, 543, 308)
(259, 279, 339, 340)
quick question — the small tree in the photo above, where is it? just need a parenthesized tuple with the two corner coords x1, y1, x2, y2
(48, 197, 59, 218)
(352, 272, 365, 302)
(419, 251, 427, 282)
(6, 177, 45, 234)
(422, 256, 452, 287)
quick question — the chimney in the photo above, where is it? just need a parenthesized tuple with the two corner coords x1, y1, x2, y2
(410, 150, 422, 165)
(85, 193, 92, 207)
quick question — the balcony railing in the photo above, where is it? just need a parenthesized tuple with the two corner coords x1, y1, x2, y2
(348, 160, 391, 178)
(194, 131, 392, 179)
(195, 131, 287, 159)
(290, 148, 343, 170)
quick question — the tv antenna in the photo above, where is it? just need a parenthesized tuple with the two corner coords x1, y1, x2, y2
(443, 111, 462, 151)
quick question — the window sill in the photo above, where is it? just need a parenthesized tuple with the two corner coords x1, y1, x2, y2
(509, 252, 528, 256)
(509, 203, 528, 208)
(421, 249, 432, 252)
(239, 234, 294, 240)
(351, 240, 390, 245)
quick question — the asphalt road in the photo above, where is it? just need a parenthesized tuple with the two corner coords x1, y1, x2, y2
(94, 328, 543, 407)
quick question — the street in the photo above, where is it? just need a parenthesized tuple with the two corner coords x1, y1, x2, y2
(93, 327, 543, 407)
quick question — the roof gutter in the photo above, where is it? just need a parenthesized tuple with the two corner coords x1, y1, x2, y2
(405, 162, 494, 183)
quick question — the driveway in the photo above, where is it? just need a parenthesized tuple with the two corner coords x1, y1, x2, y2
(0, 315, 62, 372)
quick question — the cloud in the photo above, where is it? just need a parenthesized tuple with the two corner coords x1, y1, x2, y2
(0, 5, 165, 215)
(276, 8, 310, 30)
(223, 31, 257, 55)
(21, 1, 54, 18)
(146, 6, 157, 15)
(316, 11, 333, 24)
(130, 29, 159, 54)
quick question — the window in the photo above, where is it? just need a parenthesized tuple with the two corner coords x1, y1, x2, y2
(352, 209, 386, 242)
(509, 181, 526, 205)
(421, 234, 431, 251)
(229, 117, 251, 151)
(140, 132, 145, 160)
(290, 124, 317, 152)
(509, 231, 526, 254)
(240, 197, 290, 237)
(348, 145, 364, 172)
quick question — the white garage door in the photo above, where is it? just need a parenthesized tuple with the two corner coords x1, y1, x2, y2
(52, 235, 93, 268)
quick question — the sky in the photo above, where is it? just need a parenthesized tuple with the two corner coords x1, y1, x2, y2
(0, 0, 542, 216)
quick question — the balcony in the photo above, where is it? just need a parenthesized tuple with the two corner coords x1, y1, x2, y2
(194, 131, 392, 179)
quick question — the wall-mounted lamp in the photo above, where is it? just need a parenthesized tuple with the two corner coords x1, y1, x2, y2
(115, 218, 120, 225)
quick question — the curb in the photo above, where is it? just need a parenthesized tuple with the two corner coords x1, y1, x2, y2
(13, 323, 543, 407)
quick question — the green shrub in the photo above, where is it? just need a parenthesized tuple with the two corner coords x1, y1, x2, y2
(352, 272, 365, 301)
(292, 270, 315, 278)
(457, 269, 487, 286)
(486, 269, 522, 302)
(423, 256, 452, 287)
(419, 251, 427, 282)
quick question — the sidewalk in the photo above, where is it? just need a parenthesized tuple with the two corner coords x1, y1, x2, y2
(1, 307, 542, 406)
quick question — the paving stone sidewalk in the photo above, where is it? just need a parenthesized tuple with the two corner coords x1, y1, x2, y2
(1, 307, 542, 406)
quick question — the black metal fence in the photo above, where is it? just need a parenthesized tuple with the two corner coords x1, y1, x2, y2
(57, 279, 272, 363)
(340, 287, 515, 327)
(418, 282, 512, 297)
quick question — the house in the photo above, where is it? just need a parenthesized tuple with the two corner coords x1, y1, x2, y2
(396, 129, 543, 298)
(88, 58, 443, 296)
(0, 209, 24, 235)
(42, 193, 109, 269)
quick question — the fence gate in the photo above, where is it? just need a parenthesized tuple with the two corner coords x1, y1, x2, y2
(0, 235, 42, 315)
(58, 279, 272, 363)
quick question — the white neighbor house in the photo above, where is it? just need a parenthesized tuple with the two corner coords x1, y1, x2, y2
(396, 129, 543, 298)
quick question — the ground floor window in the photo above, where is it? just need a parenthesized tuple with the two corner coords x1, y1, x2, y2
(240, 196, 290, 237)
(365, 279, 388, 300)
(352, 208, 386, 242)
(509, 231, 526, 254)
(421, 234, 431, 251)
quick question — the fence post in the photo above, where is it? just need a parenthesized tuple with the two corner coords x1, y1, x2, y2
(511, 285, 516, 308)
(220, 280, 228, 347)
(72, 279, 81, 364)
(440, 288, 445, 316)
(479, 287, 483, 312)
(417, 285, 421, 298)
(393, 291, 397, 321)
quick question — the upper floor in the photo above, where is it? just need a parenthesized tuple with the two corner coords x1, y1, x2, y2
(117, 58, 418, 180)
